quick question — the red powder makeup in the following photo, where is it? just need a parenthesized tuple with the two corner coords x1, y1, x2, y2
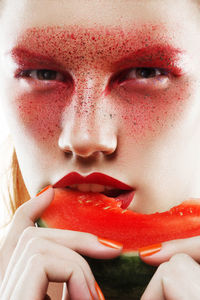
(9, 24, 192, 144)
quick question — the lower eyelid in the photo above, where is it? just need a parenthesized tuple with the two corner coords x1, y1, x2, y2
(118, 76, 170, 91)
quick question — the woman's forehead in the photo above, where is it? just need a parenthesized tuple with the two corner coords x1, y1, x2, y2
(1, 0, 199, 74)
(1, 0, 199, 49)
(2, 0, 199, 29)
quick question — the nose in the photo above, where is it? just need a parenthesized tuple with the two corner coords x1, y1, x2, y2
(59, 125, 117, 158)
(58, 75, 117, 158)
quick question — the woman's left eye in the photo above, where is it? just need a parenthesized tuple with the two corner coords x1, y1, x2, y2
(19, 69, 65, 81)
(117, 67, 169, 83)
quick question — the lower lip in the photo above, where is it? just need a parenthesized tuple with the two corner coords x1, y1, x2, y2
(115, 190, 135, 209)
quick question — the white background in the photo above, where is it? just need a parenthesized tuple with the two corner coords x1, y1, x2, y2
(0, 113, 10, 223)
(0, 112, 10, 144)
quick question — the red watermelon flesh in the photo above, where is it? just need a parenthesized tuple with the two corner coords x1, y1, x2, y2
(37, 188, 200, 252)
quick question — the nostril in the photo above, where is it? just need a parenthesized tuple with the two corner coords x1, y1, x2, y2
(63, 150, 73, 157)
(58, 126, 117, 158)
(102, 147, 117, 156)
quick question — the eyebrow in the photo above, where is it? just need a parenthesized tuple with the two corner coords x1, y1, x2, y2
(10, 43, 187, 76)
(112, 45, 187, 76)
(10, 47, 63, 70)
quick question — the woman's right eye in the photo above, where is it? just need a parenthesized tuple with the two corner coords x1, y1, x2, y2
(19, 69, 65, 82)
(117, 67, 169, 83)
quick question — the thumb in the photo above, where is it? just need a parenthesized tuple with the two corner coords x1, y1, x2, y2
(13, 185, 54, 227)
(24, 185, 55, 224)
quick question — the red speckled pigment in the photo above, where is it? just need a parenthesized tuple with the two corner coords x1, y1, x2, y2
(10, 24, 192, 145)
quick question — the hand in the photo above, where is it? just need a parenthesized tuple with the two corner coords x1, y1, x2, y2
(139, 237, 200, 300)
(0, 187, 122, 300)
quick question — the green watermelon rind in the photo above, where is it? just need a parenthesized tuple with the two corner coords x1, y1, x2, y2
(36, 218, 48, 228)
(85, 254, 157, 300)
(37, 218, 157, 299)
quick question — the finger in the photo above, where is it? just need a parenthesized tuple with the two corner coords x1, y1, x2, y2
(0, 187, 54, 275)
(1, 230, 120, 299)
(1, 238, 96, 299)
(8, 254, 94, 300)
(141, 262, 165, 300)
(2, 186, 54, 252)
(141, 253, 200, 300)
(13, 185, 54, 229)
(18, 226, 122, 258)
(2, 227, 122, 289)
(139, 235, 200, 266)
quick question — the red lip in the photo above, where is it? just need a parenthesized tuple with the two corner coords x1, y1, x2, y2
(53, 172, 135, 210)
(53, 172, 133, 190)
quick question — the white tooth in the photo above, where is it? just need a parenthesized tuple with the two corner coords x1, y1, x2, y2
(77, 184, 91, 192)
(91, 184, 105, 193)
(105, 185, 114, 191)
(70, 184, 77, 189)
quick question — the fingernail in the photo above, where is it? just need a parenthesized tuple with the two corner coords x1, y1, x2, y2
(139, 243, 162, 257)
(36, 185, 52, 197)
(98, 237, 123, 250)
(95, 281, 105, 300)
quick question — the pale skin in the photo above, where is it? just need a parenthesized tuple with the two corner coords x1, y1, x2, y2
(1, 0, 200, 299)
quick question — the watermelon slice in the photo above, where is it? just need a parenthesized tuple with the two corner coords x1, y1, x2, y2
(36, 188, 200, 299)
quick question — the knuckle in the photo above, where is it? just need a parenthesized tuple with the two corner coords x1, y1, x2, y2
(28, 253, 44, 269)
(72, 250, 87, 264)
(157, 261, 168, 272)
(69, 260, 82, 274)
(169, 253, 190, 264)
(14, 201, 29, 220)
(156, 261, 169, 276)
(25, 237, 44, 253)
(73, 263, 84, 276)
(77, 254, 91, 273)
(67, 247, 91, 272)
(168, 253, 192, 274)
(20, 226, 36, 244)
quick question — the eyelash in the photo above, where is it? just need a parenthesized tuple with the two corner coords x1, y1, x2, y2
(18, 69, 66, 82)
(18, 67, 169, 83)
(117, 67, 169, 83)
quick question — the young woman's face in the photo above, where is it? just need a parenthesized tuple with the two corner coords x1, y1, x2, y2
(1, 0, 200, 213)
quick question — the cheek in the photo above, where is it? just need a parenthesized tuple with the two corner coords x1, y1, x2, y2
(15, 85, 71, 144)
(114, 77, 191, 140)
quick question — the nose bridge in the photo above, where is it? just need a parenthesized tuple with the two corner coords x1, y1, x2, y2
(59, 70, 117, 157)
(73, 69, 105, 131)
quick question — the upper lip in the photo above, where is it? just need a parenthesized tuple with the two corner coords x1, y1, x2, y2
(53, 172, 133, 190)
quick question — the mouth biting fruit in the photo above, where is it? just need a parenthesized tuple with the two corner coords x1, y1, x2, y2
(66, 184, 134, 208)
